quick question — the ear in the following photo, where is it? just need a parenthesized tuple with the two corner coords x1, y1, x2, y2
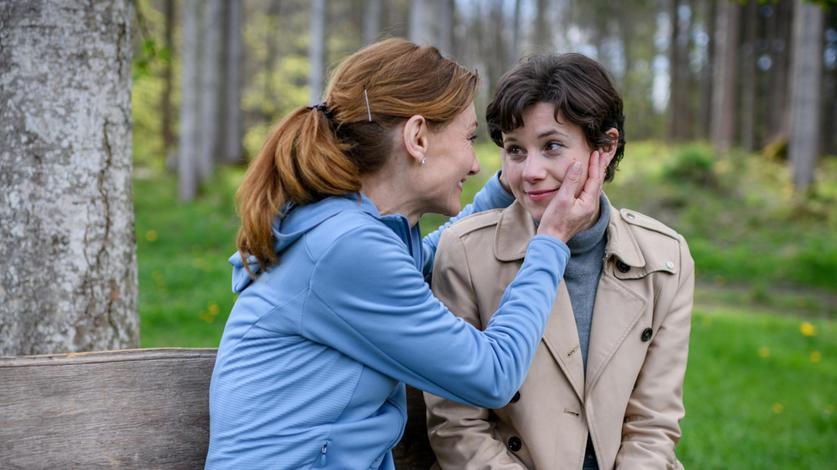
(402, 114, 429, 164)
(601, 128, 619, 164)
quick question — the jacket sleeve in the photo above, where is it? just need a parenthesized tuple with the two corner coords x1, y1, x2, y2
(421, 172, 514, 277)
(424, 230, 528, 470)
(615, 236, 694, 470)
(302, 222, 568, 409)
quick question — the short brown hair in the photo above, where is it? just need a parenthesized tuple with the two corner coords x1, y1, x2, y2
(486, 53, 625, 181)
(236, 38, 478, 272)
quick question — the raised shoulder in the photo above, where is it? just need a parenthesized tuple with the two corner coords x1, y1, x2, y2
(442, 208, 504, 239)
(619, 208, 681, 241)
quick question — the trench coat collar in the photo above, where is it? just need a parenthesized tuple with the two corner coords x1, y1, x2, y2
(493, 193, 646, 270)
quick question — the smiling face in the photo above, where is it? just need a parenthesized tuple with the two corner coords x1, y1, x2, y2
(502, 102, 593, 222)
(421, 103, 481, 216)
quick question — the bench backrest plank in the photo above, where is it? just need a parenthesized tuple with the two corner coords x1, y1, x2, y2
(0, 348, 434, 469)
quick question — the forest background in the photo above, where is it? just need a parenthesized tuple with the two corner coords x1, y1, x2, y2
(2, 0, 835, 468)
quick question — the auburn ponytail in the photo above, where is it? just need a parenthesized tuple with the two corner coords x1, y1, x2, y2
(236, 108, 359, 272)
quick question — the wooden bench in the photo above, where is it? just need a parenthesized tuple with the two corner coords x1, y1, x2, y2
(0, 348, 435, 469)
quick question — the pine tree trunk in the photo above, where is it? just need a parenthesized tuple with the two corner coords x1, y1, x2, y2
(0, 0, 138, 355)
(699, 0, 716, 140)
(788, 0, 823, 192)
(178, 0, 200, 201)
(436, 0, 454, 57)
(711, 0, 740, 152)
(668, 0, 683, 142)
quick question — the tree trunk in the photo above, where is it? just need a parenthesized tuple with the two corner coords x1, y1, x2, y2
(0, 0, 137, 355)
(788, 0, 823, 192)
(162, 0, 176, 171)
(409, 0, 434, 46)
(534, 0, 550, 51)
(363, 0, 382, 45)
(221, 0, 243, 164)
(510, 0, 522, 65)
(767, 0, 792, 141)
(699, 0, 716, 140)
(667, 0, 683, 142)
(711, 0, 740, 152)
(198, 0, 222, 180)
(178, 0, 200, 201)
(309, 0, 326, 104)
(739, 0, 758, 151)
(437, 0, 454, 57)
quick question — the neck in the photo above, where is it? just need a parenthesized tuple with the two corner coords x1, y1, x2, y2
(360, 169, 423, 226)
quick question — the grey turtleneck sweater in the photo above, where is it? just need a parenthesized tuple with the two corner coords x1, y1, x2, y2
(564, 194, 609, 369)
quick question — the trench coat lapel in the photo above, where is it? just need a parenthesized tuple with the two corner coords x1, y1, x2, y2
(495, 202, 585, 402)
(584, 208, 649, 393)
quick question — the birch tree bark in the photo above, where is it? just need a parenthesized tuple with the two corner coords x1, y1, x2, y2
(0, 0, 137, 355)
(197, 0, 222, 181)
(788, 0, 823, 192)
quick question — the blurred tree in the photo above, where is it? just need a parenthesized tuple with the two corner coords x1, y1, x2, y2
(437, 0, 455, 57)
(698, 0, 716, 140)
(739, 0, 758, 151)
(161, 0, 176, 168)
(178, 0, 200, 201)
(0, 0, 138, 354)
(221, 0, 244, 164)
(309, 0, 326, 104)
(364, 0, 382, 45)
(198, 0, 222, 179)
(534, 0, 551, 51)
(765, 0, 793, 144)
(711, 0, 740, 152)
(788, 0, 824, 191)
(409, 0, 434, 45)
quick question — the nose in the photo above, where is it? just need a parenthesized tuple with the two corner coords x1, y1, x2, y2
(469, 153, 480, 175)
(522, 153, 546, 183)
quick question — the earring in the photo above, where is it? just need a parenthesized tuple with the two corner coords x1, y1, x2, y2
(421, 158, 426, 166)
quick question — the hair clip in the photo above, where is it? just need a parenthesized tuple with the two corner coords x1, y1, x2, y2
(363, 89, 372, 122)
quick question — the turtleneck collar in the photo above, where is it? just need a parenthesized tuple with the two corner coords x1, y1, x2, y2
(566, 193, 609, 255)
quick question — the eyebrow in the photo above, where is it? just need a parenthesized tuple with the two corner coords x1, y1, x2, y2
(503, 128, 569, 144)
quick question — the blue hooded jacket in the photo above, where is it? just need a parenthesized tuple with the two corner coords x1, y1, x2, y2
(206, 175, 570, 469)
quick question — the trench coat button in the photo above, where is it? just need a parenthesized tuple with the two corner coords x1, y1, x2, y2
(507, 436, 522, 452)
(509, 391, 521, 404)
(641, 327, 653, 342)
(666, 260, 675, 270)
(616, 260, 631, 273)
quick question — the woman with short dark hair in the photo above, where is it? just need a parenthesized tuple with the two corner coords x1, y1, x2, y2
(206, 40, 608, 469)
(425, 53, 694, 470)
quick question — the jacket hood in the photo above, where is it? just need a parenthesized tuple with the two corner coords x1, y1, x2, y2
(229, 194, 380, 293)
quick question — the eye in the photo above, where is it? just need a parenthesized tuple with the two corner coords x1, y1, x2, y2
(468, 134, 478, 144)
(544, 141, 564, 153)
(504, 145, 526, 161)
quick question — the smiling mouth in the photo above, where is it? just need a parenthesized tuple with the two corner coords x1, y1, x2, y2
(525, 188, 558, 201)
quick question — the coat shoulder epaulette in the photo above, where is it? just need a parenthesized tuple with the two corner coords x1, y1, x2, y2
(618, 208, 681, 241)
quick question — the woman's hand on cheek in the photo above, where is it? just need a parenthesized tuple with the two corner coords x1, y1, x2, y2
(536, 151, 606, 242)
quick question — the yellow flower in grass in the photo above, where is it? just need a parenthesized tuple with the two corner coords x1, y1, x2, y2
(800, 322, 816, 337)
(757, 346, 769, 358)
(810, 351, 822, 363)
(771, 403, 784, 414)
(145, 230, 158, 242)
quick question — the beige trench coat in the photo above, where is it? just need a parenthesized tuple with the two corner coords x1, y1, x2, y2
(424, 200, 694, 470)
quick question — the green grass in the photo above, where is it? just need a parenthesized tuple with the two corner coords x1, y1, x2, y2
(679, 307, 835, 468)
(134, 141, 836, 467)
